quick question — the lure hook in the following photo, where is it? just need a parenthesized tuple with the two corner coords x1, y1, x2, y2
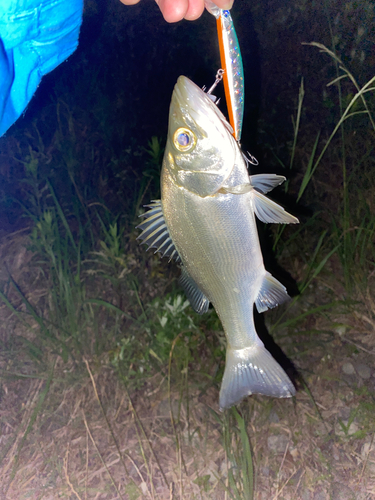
(203, 69, 224, 104)
(247, 152, 259, 166)
(207, 68, 224, 95)
(242, 151, 259, 168)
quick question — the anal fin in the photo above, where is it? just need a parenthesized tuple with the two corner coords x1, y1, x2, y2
(219, 344, 295, 410)
(179, 266, 210, 314)
(255, 272, 290, 313)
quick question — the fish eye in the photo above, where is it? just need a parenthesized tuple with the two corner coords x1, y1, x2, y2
(173, 128, 196, 152)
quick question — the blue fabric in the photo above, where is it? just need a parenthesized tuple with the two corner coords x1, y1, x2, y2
(0, 0, 83, 136)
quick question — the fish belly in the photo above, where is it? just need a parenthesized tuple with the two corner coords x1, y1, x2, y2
(162, 179, 263, 348)
(162, 175, 295, 409)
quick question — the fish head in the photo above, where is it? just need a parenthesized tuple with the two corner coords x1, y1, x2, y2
(164, 76, 238, 197)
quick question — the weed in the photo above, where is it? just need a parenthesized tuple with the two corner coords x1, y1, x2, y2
(220, 407, 254, 500)
(271, 43, 375, 297)
(133, 136, 164, 218)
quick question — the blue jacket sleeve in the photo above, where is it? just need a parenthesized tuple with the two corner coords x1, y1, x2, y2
(0, 0, 83, 136)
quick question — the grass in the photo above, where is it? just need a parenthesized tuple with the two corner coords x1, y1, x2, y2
(271, 45, 375, 290)
(0, 8, 374, 496)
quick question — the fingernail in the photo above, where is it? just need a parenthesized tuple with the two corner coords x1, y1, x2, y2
(221, 1, 234, 9)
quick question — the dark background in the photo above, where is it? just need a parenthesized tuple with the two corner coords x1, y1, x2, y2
(0, 0, 373, 231)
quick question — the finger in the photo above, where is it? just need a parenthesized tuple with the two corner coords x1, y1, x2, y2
(155, 0, 189, 23)
(118, 0, 141, 5)
(212, 0, 234, 9)
(184, 0, 205, 21)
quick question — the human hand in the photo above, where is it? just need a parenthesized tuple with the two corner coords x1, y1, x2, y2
(119, 0, 234, 23)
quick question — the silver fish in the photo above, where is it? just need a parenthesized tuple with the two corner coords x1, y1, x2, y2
(138, 76, 298, 410)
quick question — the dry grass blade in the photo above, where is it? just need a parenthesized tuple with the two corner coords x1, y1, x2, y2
(83, 357, 130, 477)
(2, 360, 55, 496)
(125, 389, 165, 500)
(168, 332, 185, 499)
(360, 433, 375, 483)
(123, 451, 149, 486)
(127, 389, 170, 492)
(1, 379, 43, 477)
(64, 444, 83, 500)
(82, 411, 124, 499)
(273, 442, 290, 499)
(85, 429, 89, 500)
(126, 407, 154, 500)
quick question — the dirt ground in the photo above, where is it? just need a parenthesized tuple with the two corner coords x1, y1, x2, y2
(0, 229, 374, 500)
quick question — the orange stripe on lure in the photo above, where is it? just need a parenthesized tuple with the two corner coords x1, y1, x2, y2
(205, 2, 244, 142)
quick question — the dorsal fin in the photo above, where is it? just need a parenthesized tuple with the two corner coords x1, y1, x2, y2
(136, 200, 181, 263)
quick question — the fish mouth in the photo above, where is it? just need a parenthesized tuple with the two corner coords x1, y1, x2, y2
(174, 75, 196, 99)
(172, 76, 211, 117)
(171, 76, 232, 134)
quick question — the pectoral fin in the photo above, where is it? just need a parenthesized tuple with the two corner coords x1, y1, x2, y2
(251, 190, 299, 224)
(219, 344, 295, 410)
(255, 272, 290, 313)
(179, 266, 210, 314)
(137, 200, 181, 263)
(250, 174, 286, 193)
(222, 175, 286, 196)
(222, 181, 298, 224)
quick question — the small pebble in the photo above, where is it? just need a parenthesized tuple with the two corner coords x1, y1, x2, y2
(267, 434, 289, 453)
(335, 325, 347, 336)
(331, 482, 355, 500)
(332, 446, 340, 460)
(268, 409, 280, 423)
(313, 489, 327, 500)
(342, 362, 355, 375)
(338, 406, 351, 420)
(260, 466, 270, 477)
(300, 490, 311, 500)
(355, 363, 371, 379)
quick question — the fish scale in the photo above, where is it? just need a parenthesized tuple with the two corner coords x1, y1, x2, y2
(138, 76, 298, 410)
(165, 188, 262, 348)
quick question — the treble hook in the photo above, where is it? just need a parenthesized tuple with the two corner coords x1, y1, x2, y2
(242, 151, 259, 168)
(203, 69, 224, 104)
(207, 69, 225, 95)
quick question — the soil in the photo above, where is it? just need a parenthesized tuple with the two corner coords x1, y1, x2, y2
(0, 227, 374, 499)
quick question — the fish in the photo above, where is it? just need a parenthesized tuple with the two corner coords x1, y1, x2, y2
(137, 76, 298, 410)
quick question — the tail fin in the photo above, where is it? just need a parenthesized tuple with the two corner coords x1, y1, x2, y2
(219, 344, 295, 410)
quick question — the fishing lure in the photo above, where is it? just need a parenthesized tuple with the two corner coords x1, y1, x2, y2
(205, 1, 244, 142)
